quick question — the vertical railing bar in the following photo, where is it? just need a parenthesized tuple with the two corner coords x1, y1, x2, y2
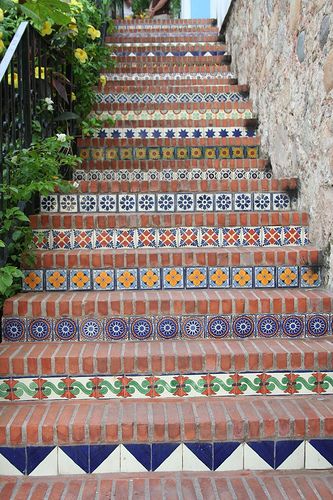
(21, 25, 32, 148)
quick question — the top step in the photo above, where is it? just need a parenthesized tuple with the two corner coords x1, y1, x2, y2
(114, 18, 217, 26)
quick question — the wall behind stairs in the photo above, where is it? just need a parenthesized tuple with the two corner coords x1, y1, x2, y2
(224, 0, 333, 287)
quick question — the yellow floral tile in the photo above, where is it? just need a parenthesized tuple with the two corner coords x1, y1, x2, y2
(204, 147, 217, 159)
(92, 148, 104, 160)
(232, 147, 244, 158)
(135, 148, 147, 160)
(119, 147, 133, 160)
(162, 147, 174, 159)
(247, 147, 258, 158)
(219, 147, 231, 159)
(191, 147, 203, 159)
(105, 148, 118, 160)
(176, 147, 189, 159)
(148, 148, 161, 160)
(187, 267, 207, 288)
(140, 268, 160, 289)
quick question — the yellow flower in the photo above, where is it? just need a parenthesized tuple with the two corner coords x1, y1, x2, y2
(0, 38, 4, 54)
(34, 66, 46, 79)
(87, 25, 101, 40)
(68, 18, 78, 34)
(7, 72, 18, 89)
(74, 48, 88, 64)
(0, 9, 4, 22)
(71, 92, 77, 101)
(41, 21, 53, 37)
(142, 269, 159, 288)
(99, 75, 107, 88)
(70, 0, 83, 11)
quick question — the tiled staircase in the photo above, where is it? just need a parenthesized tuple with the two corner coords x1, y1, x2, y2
(1, 17, 333, 496)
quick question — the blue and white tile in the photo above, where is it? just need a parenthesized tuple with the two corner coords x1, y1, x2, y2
(59, 194, 78, 213)
(273, 193, 291, 210)
(104, 71, 235, 82)
(195, 193, 214, 212)
(244, 441, 275, 470)
(214, 442, 244, 471)
(215, 193, 232, 211)
(118, 194, 136, 212)
(58, 445, 89, 474)
(98, 194, 117, 212)
(79, 195, 97, 212)
(162, 267, 185, 289)
(27, 446, 58, 476)
(253, 193, 271, 211)
(234, 193, 252, 211)
(183, 443, 213, 471)
(152, 443, 182, 472)
(0, 447, 26, 475)
(90, 445, 120, 473)
(176, 193, 195, 211)
(275, 441, 305, 470)
(40, 195, 58, 213)
(120, 444, 151, 472)
(305, 440, 333, 469)
(157, 193, 175, 212)
(138, 193, 156, 212)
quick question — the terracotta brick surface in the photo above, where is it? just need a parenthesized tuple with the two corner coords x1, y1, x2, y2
(1, 395, 333, 445)
(4, 288, 332, 318)
(77, 136, 259, 148)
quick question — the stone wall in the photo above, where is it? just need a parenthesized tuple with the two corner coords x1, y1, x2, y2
(224, 0, 333, 287)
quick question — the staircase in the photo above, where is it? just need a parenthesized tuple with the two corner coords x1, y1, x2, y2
(1, 17, 333, 496)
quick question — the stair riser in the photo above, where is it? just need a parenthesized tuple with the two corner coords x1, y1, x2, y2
(108, 63, 230, 73)
(21, 265, 320, 293)
(39, 192, 294, 215)
(3, 312, 332, 341)
(95, 101, 251, 112)
(115, 25, 219, 32)
(100, 78, 239, 88)
(110, 35, 220, 43)
(111, 50, 227, 57)
(29, 248, 320, 270)
(105, 72, 234, 81)
(1, 440, 332, 475)
(2, 371, 332, 402)
(112, 56, 228, 65)
(113, 19, 217, 25)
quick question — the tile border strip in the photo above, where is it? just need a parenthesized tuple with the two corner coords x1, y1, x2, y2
(2, 313, 331, 342)
(95, 93, 248, 104)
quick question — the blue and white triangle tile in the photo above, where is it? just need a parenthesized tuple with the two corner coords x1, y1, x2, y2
(90, 444, 120, 473)
(0, 446, 26, 475)
(275, 440, 305, 470)
(183, 443, 213, 471)
(27, 446, 58, 476)
(58, 445, 89, 475)
(152, 443, 182, 471)
(244, 441, 275, 470)
(120, 444, 151, 472)
(213, 442, 244, 471)
(305, 440, 333, 469)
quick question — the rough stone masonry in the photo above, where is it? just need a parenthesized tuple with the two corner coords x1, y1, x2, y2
(225, 0, 333, 287)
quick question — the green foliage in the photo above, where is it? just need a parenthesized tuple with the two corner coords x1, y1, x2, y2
(81, 116, 115, 137)
(132, 0, 150, 16)
(170, 0, 181, 18)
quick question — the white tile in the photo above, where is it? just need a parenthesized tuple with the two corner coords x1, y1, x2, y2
(120, 444, 148, 473)
(182, 444, 210, 471)
(155, 444, 183, 472)
(276, 442, 305, 470)
(30, 447, 58, 476)
(243, 443, 273, 470)
(305, 442, 333, 469)
(0, 454, 24, 476)
(93, 446, 120, 473)
(215, 443, 244, 471)
(58, 448, 86, 475)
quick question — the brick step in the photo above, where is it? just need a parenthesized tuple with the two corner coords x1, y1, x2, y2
(3, 288, 332, 320)
(78, 143, 259, 162)
(92, 109, 254, 122)
(100, 84, 246, 95)
(113, 18, 217, 25)
(0, 395, 332, 446)
(115, 24, 218, 32)
(91, 125, 256, 141)
(2, 471, 333, 498)
(30, 210, 307, 230)
(110, 46, 227, 57)
(95, 100, 252, 112)
(75, 159, 269, 176)
(1, 338, 332, 377)
(40, 191, 295, 216)
(1, 366, 333, 402)
(113, 55, 229, 65)
(28, 246, 320, 271)
(106, 63, 230, 74)
(72, 178, 297, 194)
(109, 35, 220, 43)
(21, 263, 320, 294)
(95, 118, 255, 129)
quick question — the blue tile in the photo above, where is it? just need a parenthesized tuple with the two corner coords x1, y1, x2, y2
(0, 446, 26, 474)
(309, 439, 333, 465)
(186, 267, 207, 288)
(275, 440, 303, 469)
(214, 442, 241, 470)
(248, 441, 275, 469)
(124, 444, 151, 471)
(208, 267, 230, 288)
(26, 446, 56, 474)
(152, 443, 180, 471)
(186, 443, 213, 470)
(60, 445, 89, 473)
(162, 267, 185, 289)
(90, 444, 118, 473)
(140, 268, 161, 290)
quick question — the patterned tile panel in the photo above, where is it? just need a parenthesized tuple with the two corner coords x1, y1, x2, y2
(0, 439, 332, 474)
(92, 109, 254, 121)
(96, 93, 248, 104)
(73, 168, 271, 182)
(109, 42, 223, 47)
(2, 313, 332, 342)
(94, 126, 254, 139)
(111, 50, 227, 57)
(1, 371, 332, 402)
(21, 266, 320, 292)
(32, 226, 309, 250)
(40, 192, 292, 214)
(79, 146, 259, 161)
(104, 71, 235, 81)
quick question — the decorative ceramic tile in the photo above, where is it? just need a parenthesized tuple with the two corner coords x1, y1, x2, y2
(112, 50, 227, 57)
(73, 230, 94, 249)
(140, 268, 161, 290)
(208, 267, 230, 288)
(201, 228, 220, 247)
(59, 194, 78, 213)
(22, 270, 43, 292)
(300, 266, 321, 287)
(92, 109, 254, 123)
(94, 126, 253, 139)
(138, 194, 156, 212)
(156, 317, 180, 340)
(232, 267, 253, 288)
(40, 195, 58, 213)
(277, 266, 299, 287)
(284, 226, 302, 245)
(69, 270, 91, 291)
(234, 193, 252, 211)
(275, 441, 305, 470)
(186, 267, 207, 288)
(152, 443, 182, 472)
(90, 445, 120, 473)
(115, 229, 135, 249)
(157, 193, 175, 212)
(244, 442, 274, 470)
(195, 193, 214, 211)
(183, 443, 212, 471)
(120, 444, 151, 472)
(98, 194, 117, 212)
(45, 270, 68, 291)
(162, 267, 184, 289)
(104, 71, 234, 81)
(263, 226, 283, 246)
(95, 229, 114, 249)
(118, 194, 136, 212)
(253, 193, 271, 211)
(2, 314, 333, 343)
(305, 440, 333, 469)
(93, 270, 115, 291)
(58, 446, 89, 474)
(116, 269, 138, 290)
(27, 446, 58, 476)
(179, 228, 200, 247)
(0, 447, 26, 475)
(254, 267, 275, 288)
(214, 442, 244, 471)
(176, 193, 195, 211)
(272, 192, 291, 210)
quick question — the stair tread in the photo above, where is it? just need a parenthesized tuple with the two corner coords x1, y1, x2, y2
(1, 470, 333, 499)
(1, 338, 332, 377)
(0, 394, 332, 445)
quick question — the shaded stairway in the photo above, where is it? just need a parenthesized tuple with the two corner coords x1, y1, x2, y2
(0, 17, 333, 491)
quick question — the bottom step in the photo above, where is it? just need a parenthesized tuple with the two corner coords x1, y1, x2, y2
(1, 470, 333, 499)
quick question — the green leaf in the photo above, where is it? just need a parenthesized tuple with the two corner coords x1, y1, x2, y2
(54, 111, 81, 121)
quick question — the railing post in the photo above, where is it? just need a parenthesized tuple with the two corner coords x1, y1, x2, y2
(21, 25, 32, 147)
